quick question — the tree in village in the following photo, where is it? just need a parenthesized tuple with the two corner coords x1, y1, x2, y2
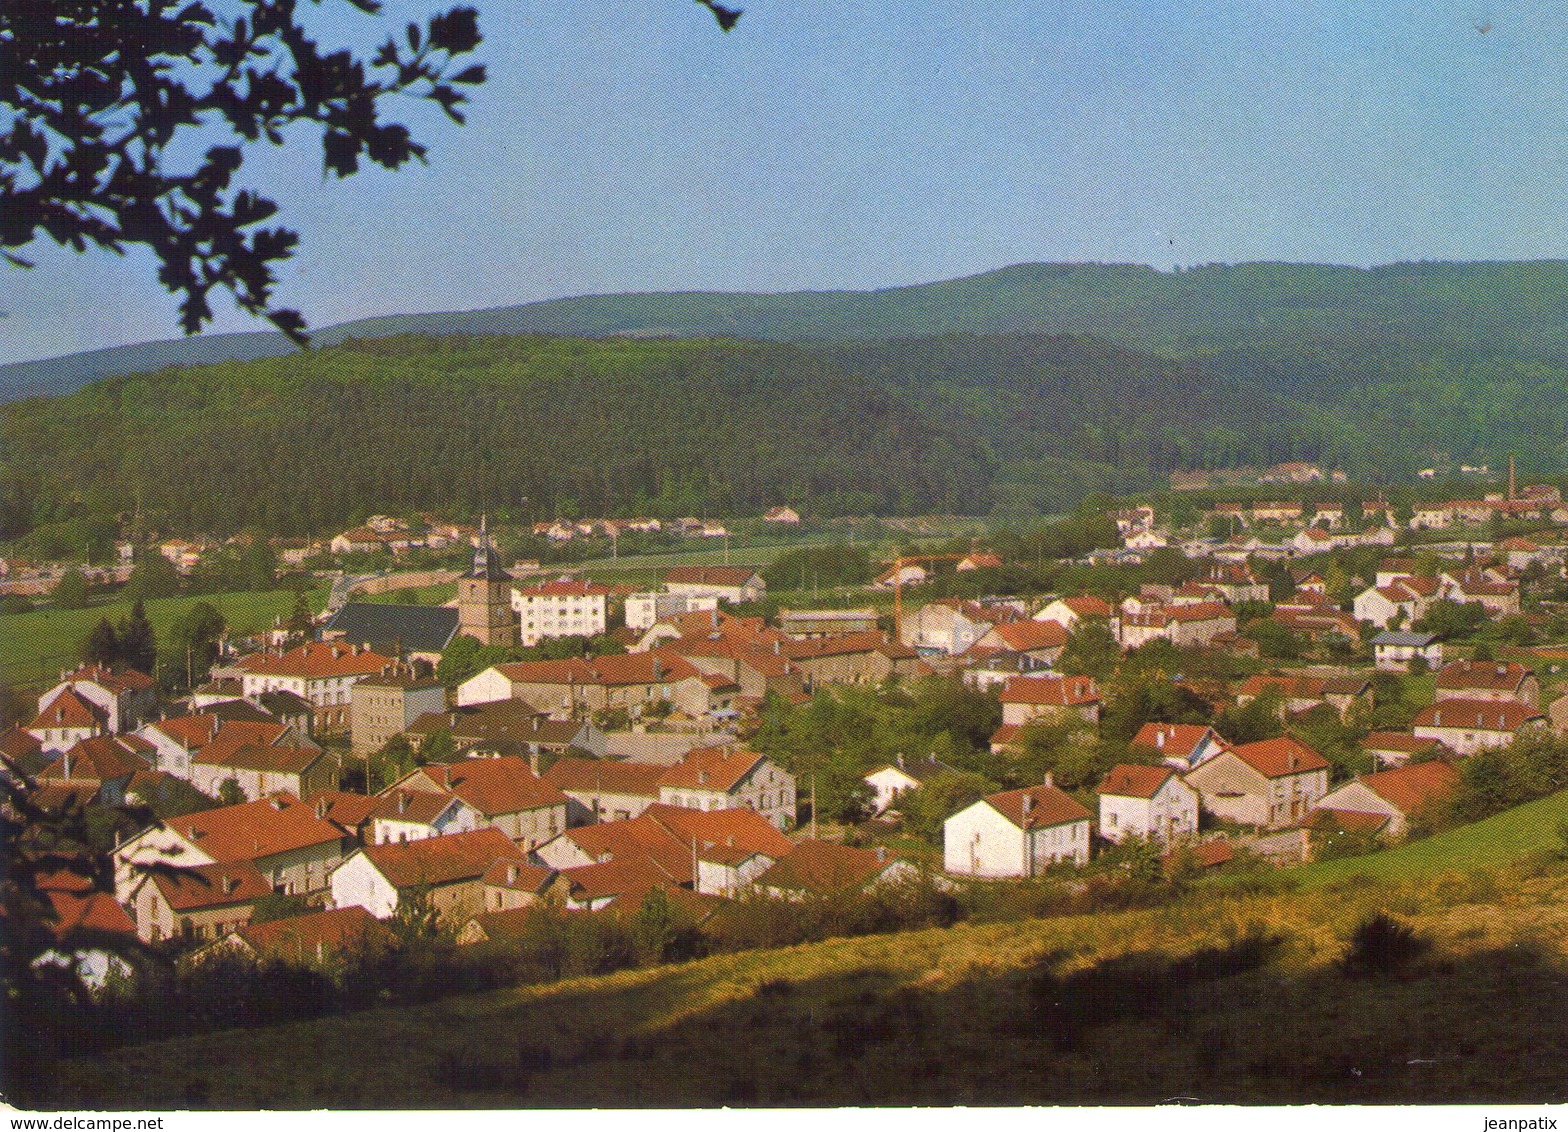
(81, 616, 120, 667)
(51, 569, 91, 611)
(117, 599, 158, 675)
(3, 0, 738, 341)
(160, 601, 226, 690)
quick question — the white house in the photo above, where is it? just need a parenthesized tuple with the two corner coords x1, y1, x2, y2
(943, 782, 1091, 877)
(862, 754, 954, 816)
(1371, 631, 1442, 672)
(1095, 764, 1199, 845)
(1127, 722, 1230, 772)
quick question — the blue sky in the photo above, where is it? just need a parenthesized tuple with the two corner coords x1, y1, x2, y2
(5, 0, 1568, 364)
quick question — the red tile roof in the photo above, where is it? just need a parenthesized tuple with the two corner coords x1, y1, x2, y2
(542, 757, 666, 799)
(1096, 764, 1178, 799)
(42, 735, 149, 781)
(664, 566, 763, 588)
(492, 651, 704, 688)
(998, 675, 1100, 707)
(983, 619, 1069, 653)
(38, 869, 137, 940)
(1362, 731, 1443, 755)
(237, 905, 392, 961)
(1413, 698, 1543, 732)
(514, 579, 615, 598)
(482, 858, 556, 893)
(989, 723, 1024, 749)
(755, 841, 903, 895)
(304, 790, 378, 832)
(425, 757, 568, 816)
(644, 803, 795, 860)
(151, 862, 273, 912)
(1167, 601, 1232, 624)
(368, 787, 466, 827)
(656, 745, 768, 793)
(1435, 660, 1532, 693)
(62, 664, 155, 693)
(1355, 760, 1459, 815)
(1129, 723, 1225, 761)
(361, 827, 524, 889)
(1301, 808, 1391, 835)
(561, 857, 674, 905)
(1229, 737, 1329, 778)
(28, 689, 105, 733)
(165, 792, 345, 862)
(242, 641, 393, 680)
(984, 783, 1091, 830)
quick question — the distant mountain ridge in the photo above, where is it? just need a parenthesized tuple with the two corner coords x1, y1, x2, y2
(10, 259, 1568, 402)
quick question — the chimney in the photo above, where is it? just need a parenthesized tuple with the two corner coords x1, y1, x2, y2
(450, 712, 458, 728)
(507, 863, 519, 884)
(1041, 771, 1054, 788)
(222, 874, 239, 896)
(877, 847, 886, 863)
(270, 794, 286, 810)
(398, 791, 408, 814)
(1156, 729, 1166, 749)
(62, 749, 71, 778)
(316, 797, 329, 818)
(896, 753, 905, 768)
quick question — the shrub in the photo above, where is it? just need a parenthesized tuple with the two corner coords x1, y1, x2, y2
(1340, 912, 1430, 978)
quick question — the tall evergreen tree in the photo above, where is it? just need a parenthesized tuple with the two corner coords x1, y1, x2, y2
(82, 617, 120, 667)
(118, 600, 158, 675)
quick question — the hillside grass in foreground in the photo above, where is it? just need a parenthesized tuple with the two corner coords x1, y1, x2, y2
(0, 587, 326, 686)
(46, 863, 1568, 1107)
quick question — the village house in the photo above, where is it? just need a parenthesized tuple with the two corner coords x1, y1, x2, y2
(114, 792, 348, 903)
(1444, 572, 1522, 619)
(663, 565, 767, 604)
(1118, 602, 1237, 649)
(330, 827, 529, 923)
(862, 754, 955, 816)
(379, 756, 569, 850)
(1361, 731, 1450, 769)
(1434, 659, 1540, 708)
(479, 858, 559, 913)
(406, 701, 606, 762)
(350, 673, 448, 756)
(1353, 577, 1441, 630)
(238, 641, 395, 733)
(187, 719, 326, 801)
(763, 506, 802, 524)
(37, 734, 154, 807)
(1096, 764, 1200, 845)
(542, 756, 668, 825)
(25, 688, 108, 754)
(1127, 722, 1230, 772)
(1311, 760, 1459, 839)
(968, 618, 1069, 667)
(943, 781, 1092, 876)
(901, 598, 1012, 656)
(780, 631, 922, 689)
(655, 744, 796, 830)
(199, 905, 394, 969)
(955, 552, 1004, 571)
(1236, 673, 1372, 721)
(36, 665, 157, 736)
(455, 651, 731, 721)
(1183, 736, 1330, 828)
(1198, 563, 1271, 605)
(127, 861, 273, 945)
(1033, 594, 1116, 633)
(998, 674, 1102, 730)
(367, 785, 483, 845)
(1411, 698, 1547, 756)
(534, 803, 793, 897)
(1371, 630, 1443, 672)
(753, 842, 916, 899)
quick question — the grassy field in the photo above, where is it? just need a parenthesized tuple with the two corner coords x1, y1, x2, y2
(43, 859, 1568, 1107)
(1295, 787, 1568, 887)
(0, 587, 327, 687)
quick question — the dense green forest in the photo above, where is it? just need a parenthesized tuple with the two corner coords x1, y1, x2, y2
(0, 335, 994, 539)
(8, 322, 1568, 544)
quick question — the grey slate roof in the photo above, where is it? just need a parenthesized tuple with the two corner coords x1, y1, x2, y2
(323, 601, 461, 655)
(1371, 631, 1440, 647)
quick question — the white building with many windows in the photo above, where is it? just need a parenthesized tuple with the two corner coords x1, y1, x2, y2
(510, 579, 614, 646)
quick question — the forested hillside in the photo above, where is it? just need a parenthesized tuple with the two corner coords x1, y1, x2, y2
(8, 324, 1568, 543)
(0, 335, 995, 538)
(12, 260, 1568, 402)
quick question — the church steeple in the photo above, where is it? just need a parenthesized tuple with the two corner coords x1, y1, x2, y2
(458, 513, 518, 646)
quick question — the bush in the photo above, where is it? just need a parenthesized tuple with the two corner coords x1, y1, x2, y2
(1340, 912, 1429, 978)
